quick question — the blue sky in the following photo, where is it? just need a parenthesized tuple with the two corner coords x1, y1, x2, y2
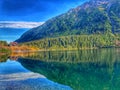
(0, 28, 28, 42)
(0, 0, 88, 22)
(0, 0, 89, 42)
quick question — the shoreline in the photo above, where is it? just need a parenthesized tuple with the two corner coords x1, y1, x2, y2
(1, 45, 120, 54)
(10, 46, 120, 53)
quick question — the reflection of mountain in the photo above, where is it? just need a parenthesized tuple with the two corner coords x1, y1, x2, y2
(18, 49, 120, 90)
(0, 60, 71, 90)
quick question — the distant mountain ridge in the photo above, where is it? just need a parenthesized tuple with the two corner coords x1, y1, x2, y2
(16, 0, 120, 43)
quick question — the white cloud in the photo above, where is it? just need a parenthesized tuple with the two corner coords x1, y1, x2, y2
(0, 72, 45, 81)
(0, 21, 44, 28)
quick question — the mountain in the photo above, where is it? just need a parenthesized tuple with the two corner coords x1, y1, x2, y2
(16, 0, 120, 43)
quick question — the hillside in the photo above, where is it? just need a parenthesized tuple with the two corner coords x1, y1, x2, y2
(21, 33, 120, 50)
(16, 0, 120, 43)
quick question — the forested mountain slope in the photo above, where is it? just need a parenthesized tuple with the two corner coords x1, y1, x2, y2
(16, 0, 120, 43)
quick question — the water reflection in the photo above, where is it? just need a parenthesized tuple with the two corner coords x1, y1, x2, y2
(17, 49, 120, 90)
(1, 49, 120, 90)
(0, 55, 72, 90)
(9, 52, 36, 60)
(0, 54, 9, 62)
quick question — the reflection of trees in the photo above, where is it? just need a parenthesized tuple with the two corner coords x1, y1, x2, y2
(18, 49, 120, 90)
(0, 52, 37, 61)
(23, 49, 120, 65)
(0, 54, 9, 62)
(9, 52, 37, 60)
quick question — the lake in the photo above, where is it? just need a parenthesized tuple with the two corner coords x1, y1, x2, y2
(0, 48, 120, 90)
